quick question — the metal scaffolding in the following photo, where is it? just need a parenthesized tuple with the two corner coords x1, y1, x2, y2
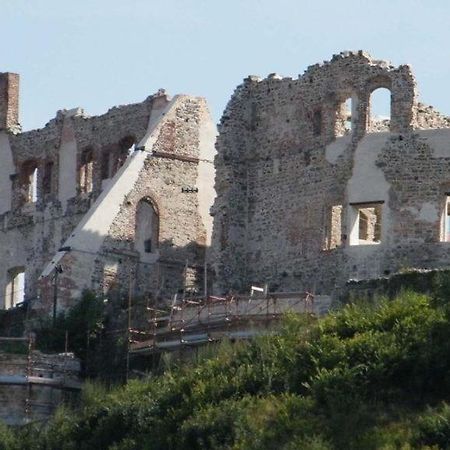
(129, 291, 314, 354)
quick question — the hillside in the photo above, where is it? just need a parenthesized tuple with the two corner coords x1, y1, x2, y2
(2, 278, 450, 449)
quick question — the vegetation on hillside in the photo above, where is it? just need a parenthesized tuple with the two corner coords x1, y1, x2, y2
(2, 276, 450, 448)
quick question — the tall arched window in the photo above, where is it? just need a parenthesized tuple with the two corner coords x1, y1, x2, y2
(135, 198, 159, 255)
(368, 87, 391, 132)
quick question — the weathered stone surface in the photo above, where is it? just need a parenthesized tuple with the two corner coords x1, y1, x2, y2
(0, 350, 81, 425)
(0, 78, 216, 312)
(212, 51, 450, 298)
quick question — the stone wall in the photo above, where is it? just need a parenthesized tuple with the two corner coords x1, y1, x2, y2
(0, 73, 19, 131)
(212, 51, 450, 298)
(0, 350, 80, 425)
(0, 77, 216, 312)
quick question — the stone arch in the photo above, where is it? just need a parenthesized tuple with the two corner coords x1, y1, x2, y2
(101, 135, 136, 181)
(367, 75, 393, 132)
(135, 196, 160, 256)
(335, 90, 359, 138)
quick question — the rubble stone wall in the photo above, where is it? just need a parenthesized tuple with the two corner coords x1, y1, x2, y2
(212, 51, 450, 297)
(0, 76, 216, 312)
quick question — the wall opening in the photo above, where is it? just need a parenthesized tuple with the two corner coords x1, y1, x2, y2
(442, 196, 450, 242)
(80, 149, 94, 193)
(101, 137, 135, 182)
(135, 198, 159, 256)
(5, 267, 25, 309)
(312, 109, 322, 136)
(349, 202, 383, 246)
(336, 96, 355, 137)
(20, 161, 39, 204)
(323, 205, 342, 250)
(369, 87, 391, 132)
(30, 168, 38, 202)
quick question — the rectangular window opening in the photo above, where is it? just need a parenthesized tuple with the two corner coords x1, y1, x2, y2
(443, 196, 450, 242)
(144, 239, 153, 253)
(350, 202, 383, 246)
(29, 168, 38, 203)
(5, 268, 25, 309)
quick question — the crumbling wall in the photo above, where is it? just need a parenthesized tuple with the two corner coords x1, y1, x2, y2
(0, 76, 216, 313)
(212, 51, 450, 297)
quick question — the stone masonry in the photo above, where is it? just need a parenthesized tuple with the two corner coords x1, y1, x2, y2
(0, 74, 216, 312)
(212, 51, 450, 298)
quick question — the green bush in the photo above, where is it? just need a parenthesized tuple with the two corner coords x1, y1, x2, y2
(4, 289, 450, 449)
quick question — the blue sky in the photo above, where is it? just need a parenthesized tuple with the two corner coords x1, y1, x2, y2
(2, 0, 449, 130)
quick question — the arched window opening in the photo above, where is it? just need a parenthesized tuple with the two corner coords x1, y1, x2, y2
(101, 137, 136, 182)
(335, 96, 355, 137)
(369, 87, 391, 132)
(80, 148, 94, 193)
(5, 267, 25, 309)
(135, 198, 159, 256)
(20, 161, 39, 204)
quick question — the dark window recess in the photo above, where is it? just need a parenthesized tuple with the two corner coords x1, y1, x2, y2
(144, 239, 152, 253)
(312, 110, 322, 136)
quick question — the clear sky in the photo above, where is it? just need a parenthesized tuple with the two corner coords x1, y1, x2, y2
(2, 0, 449, 131)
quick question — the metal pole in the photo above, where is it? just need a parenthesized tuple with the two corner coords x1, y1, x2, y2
(182, 260, 188, 301)
(126, 266, 133, 383)
(52, 270, 58, 326)
(204, 260, 208, 301)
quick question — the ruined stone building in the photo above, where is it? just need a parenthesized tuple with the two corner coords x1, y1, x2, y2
(2, 50, 450, 315)
(0, 73, 216, 313)
(212, 51, 450, 299)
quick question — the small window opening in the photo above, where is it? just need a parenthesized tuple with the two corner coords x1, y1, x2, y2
(80, 149, 94, 193)
(323, 205, 343, 250)
(20, 161, 39, 204)
(350, 203, 383, 245)
(135, 198, 159, 256)
(312, 109, 322, 136)
(336, 97, 355, 137)
(369, 88, 391, 132)
(144, 239, 152, 253)
(30, 168, 38, 202)
(5, 268, 25, 309)
(442, 196, 450, 242)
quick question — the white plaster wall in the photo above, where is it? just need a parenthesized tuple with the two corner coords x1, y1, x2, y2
(420, 129, 450, 158)
(345, 132, 392, 278)
(0, 132, 15, 214)
(196, 101, 217, 247)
